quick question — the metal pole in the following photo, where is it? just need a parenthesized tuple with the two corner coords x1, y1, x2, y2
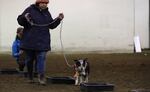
(133, 0, 136, 52)
(149, 0, 150, 48)
(133, 0, 136, 37)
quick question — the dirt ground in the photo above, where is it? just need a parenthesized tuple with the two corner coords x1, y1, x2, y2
(0, 52, 150, 92)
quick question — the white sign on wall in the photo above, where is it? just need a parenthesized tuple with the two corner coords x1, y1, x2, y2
(134, 36, 142, 53)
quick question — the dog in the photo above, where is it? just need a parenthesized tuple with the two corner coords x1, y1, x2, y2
(73, 58, 90, 85)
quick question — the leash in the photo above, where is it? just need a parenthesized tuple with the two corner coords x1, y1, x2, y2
(59, 21, 74, 68)
(27, 18, 59, 27)
(25, 13, 59, 27)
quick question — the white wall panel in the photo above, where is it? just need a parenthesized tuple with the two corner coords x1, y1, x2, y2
(0, 0, 149, 53)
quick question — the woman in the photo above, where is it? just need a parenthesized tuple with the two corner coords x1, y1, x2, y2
(17, 0, 64, 85)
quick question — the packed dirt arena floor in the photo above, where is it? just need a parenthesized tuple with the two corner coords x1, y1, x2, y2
(0, 51, 150, 92)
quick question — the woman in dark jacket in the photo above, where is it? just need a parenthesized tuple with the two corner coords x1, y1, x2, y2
(17, 0, 64, 85)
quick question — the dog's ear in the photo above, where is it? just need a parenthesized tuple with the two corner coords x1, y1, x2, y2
(74, 60, 78, 64)
(74, 60, 78, 62)
(74, 60, 81, 66)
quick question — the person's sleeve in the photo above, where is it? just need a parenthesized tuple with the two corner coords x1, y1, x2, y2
(12, 41, 19, 58)
(17, 7, 31, 27)
(48, 17, 62, 29)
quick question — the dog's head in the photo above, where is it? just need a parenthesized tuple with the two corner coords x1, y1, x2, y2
(74, 58, 89, 76)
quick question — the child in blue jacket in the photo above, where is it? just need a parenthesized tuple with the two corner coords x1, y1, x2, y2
(12, 27, 25, 71)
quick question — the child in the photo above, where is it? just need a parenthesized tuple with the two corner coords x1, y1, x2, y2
(12, 27, 26, 71)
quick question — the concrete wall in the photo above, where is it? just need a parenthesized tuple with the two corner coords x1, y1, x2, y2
(0, 0, 149, 53)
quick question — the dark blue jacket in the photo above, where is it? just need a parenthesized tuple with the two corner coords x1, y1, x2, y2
(17, 4, 61, 51)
